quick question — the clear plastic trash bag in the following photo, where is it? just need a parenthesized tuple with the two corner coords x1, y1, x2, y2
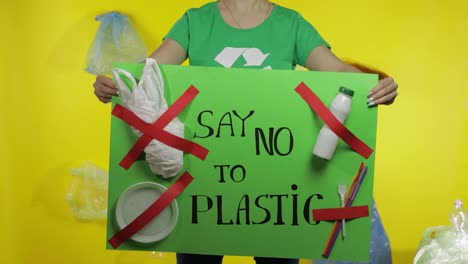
(313, 201, 392, 264)
(113, 58, 184, 179)
(413, 200, 468, 264)
(65, 161, 108, 220)
(86, 11, 147, 75)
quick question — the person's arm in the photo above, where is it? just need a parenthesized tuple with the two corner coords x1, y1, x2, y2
(304, 46, 398, 106)
(94, 6, 190, 104)
(304, 46, 359, 73)
(148, 38, 187, 65)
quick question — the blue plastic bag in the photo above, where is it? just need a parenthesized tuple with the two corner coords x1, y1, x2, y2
(313, 201, 392, 264)
(86, 11, 147, 75)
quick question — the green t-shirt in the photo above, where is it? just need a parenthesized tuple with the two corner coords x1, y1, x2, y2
(165, 2, 330, 70)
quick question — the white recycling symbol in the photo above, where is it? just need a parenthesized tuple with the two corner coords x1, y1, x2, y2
(214, 47, 272, 69)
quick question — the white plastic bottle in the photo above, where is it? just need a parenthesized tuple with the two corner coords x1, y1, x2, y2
(313, 86, 354, 160)
(450, 199, 468, 234)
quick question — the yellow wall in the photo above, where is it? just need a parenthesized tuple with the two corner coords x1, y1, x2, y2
(1, 0, 467, 263)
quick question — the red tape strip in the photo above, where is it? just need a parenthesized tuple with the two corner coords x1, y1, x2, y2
(313, 205, 369, 221)
(295, 82, 373, 159)
(108, 172, 194, 248)
(112, 85, 209, 169)
(112, 105, 209, 161)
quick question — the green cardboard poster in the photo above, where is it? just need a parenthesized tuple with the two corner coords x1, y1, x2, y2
(106, 64, 378, 262)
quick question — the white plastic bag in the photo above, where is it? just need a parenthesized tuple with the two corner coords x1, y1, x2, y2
(414, 200, 468, 264)
(86, 11, 147, 75)
(112, 58, 184, 178)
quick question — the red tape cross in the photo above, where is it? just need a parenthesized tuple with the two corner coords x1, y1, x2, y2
(312, 205, 369, 221)
(108, 172, 194, 248)
(112, 85, 209, 170)
(295, 82, 373, 159)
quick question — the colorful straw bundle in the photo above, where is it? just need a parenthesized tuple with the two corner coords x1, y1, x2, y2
(322, 162, 369, 257)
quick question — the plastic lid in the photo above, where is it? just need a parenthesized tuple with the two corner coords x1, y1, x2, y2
(115, 182, 179, 244)
(339, 86, 354, 97)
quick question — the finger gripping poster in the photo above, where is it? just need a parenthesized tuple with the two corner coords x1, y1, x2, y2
(106, 64, 378, 262)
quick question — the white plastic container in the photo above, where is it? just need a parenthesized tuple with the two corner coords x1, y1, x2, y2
(313, 86, 354, 160)
(115, 182, 179, 244)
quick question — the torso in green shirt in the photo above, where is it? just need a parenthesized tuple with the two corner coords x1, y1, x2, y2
(165, 2, 330, 70)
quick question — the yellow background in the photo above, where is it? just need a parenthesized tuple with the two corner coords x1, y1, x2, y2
(1, 0, 467, 263)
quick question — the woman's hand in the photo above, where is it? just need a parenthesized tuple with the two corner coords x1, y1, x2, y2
(367, 77, 398, 107)
(304, 46, 399, 107)
(92, 39, 187, 104)
(93, 75, 118, 103)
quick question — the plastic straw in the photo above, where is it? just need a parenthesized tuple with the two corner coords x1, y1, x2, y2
(322, 164, 368, 257)
(322, 163, 364, 256)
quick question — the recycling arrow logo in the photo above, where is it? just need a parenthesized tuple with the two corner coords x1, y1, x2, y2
(214, 47, 272, 69)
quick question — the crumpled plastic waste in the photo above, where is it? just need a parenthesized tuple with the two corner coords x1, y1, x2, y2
(86, 11, 147, 75)
(65, 161, 108, 220)
(413, 199, 468, 264)
(112, 58, 184, 179)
